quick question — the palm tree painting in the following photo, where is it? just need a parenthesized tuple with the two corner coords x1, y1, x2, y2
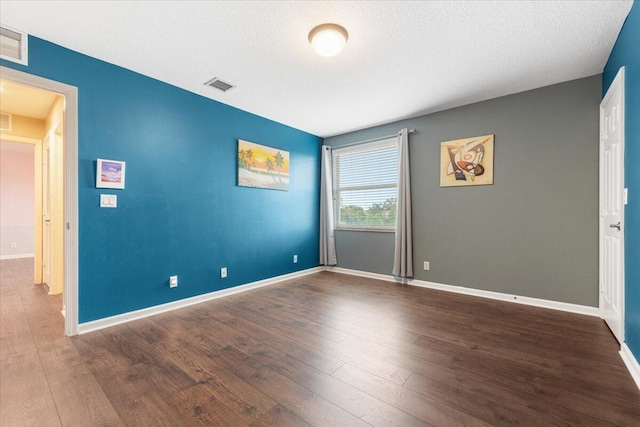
(238, 139, 289, 190)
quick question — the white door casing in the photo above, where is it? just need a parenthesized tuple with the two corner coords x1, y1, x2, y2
(42, 133, 52, 288)
(599, 67, 625, 344)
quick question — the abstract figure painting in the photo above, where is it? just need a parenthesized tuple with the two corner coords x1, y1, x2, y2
(238, 139, 289, 191)
(440, 135, 494, 187)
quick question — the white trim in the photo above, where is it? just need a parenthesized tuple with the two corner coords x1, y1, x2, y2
(326, 267, 598, 316)
(63, 85, 79, 337)
(620, 343, 640, 390)
(334, 227, 395, 233)
(0, 66, 80, 337)
(77, 267, 324, 334)
(410, 278, 599, 316)
(0, 253, 34, 260)
(327, 266, 408, 283)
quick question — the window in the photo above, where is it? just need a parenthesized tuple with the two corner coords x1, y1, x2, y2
(332, 138, 398, 230)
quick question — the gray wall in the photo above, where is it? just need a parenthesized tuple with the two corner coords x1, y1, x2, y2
(325, 75, 601, 307)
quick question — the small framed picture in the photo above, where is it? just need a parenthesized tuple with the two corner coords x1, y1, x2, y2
(96, 159, 126, 189)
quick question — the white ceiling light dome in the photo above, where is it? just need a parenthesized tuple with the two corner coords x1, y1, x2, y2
(308, 23, 348, 57)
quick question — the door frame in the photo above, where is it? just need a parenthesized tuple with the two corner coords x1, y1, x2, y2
(599, 66, 625, 342)
(1, 66, 79, 336)
(42, 131, 52, 290)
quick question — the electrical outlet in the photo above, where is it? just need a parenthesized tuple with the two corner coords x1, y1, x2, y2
(293, 254, 298, 263)
(221, 267, 227, 278)
(423, 261, 430, 271)
(169, 275, 178, 288)
(10, 242, 17, 249)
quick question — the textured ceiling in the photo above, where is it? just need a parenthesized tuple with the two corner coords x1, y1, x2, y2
(0, 1, 632, 137)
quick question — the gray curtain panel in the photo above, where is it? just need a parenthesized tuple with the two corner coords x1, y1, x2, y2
(320, 145, 337, 265)
(392, 129, 413, 278)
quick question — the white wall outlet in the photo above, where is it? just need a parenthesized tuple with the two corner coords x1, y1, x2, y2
(10, 242, 16, 249)
(423, 261, 430, 271)
(220, 267, 227, 278)
(293, 254, 298, 263)
(169, 275, 178, 288)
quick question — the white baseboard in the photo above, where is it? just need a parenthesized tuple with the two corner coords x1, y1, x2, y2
(326, 267, 598, 317)
(78, 267, 324, 334)
(0, 253, 34, 260)
(327, 266, 408, 284)
(620, 343, 640, 390)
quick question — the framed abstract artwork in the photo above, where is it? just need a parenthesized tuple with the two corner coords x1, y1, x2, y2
(440, 135, 494, 187)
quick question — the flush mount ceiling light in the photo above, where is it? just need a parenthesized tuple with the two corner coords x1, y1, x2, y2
(308, 23, 348, 57)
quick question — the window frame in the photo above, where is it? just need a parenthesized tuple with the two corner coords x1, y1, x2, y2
(332, 137, 398, 232)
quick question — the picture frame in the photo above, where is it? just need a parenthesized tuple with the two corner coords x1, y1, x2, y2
(96, 158, 126, 189)
(237, 139, 289, 191)
(440, 135, 494, 187)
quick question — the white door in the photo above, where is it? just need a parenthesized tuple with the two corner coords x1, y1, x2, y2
(42, 134, 52, 288)
(599, 67, 625, 344)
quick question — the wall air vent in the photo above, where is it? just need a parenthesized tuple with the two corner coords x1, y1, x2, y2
(0, 112, 12, 131)
(204, 77, 235, 92)
(0, 25, 28, 65)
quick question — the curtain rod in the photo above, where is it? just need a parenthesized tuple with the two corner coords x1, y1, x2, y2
(331, 128, 416, 150)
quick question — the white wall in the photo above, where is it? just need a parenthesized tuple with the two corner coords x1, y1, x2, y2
(0, 142, 35, 258)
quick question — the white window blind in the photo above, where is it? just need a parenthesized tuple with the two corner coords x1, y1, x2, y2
(332, 137, 398, 230)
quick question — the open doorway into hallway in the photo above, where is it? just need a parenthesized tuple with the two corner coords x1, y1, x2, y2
(1, 79, 64, 291)
(1, 66, 79, 336)
(1, 78, 65, 314)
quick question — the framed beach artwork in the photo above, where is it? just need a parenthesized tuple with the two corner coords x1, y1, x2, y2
(96, 159, 126, 189)
(440, 135, 494, 187)
(237, 140, 289, 191)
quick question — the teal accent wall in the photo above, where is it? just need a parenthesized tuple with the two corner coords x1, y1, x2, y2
(1, 37, 321, 323)
(326, 76, 601, 307)
(603, 1, 640, 360)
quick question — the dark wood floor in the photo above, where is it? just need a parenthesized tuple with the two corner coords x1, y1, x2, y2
(2, 258, 639, 426)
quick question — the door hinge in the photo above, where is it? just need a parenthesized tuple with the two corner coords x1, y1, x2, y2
(66, 222, 70, 230)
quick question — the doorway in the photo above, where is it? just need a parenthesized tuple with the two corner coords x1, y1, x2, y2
(1, 80, 62, 293)
(0, 66, 79, 336)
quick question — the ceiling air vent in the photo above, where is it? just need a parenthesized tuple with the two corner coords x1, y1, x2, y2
(0, 113, 12, 132)
(0, 25, 28, 65)
(204, 77, 235, 92)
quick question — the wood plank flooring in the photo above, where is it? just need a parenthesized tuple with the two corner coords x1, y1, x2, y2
(1, 258, 120, 426)
(2, 258, 639, 426)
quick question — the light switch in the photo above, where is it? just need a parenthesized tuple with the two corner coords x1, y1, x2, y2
(100, 194, 117, 208)
(624, 188, 628, 205)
